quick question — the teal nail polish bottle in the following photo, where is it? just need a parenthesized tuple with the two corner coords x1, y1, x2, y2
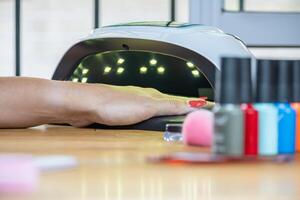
(254, 60, 278, 156)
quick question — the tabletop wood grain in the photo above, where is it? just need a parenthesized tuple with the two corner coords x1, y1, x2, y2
(0, 125, 299, 200)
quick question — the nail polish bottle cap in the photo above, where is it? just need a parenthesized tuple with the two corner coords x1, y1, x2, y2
(239, 58, 253, 103)
(292, 60, 300, 103)
(256, 60, 278, 103)
(277, 60, 293, 103)
(216, 57, 246, 104)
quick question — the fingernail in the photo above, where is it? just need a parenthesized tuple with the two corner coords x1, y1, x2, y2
(188, 99, 207, 108)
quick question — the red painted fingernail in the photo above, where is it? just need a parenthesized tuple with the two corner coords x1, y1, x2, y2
(188, 99, 207, 108)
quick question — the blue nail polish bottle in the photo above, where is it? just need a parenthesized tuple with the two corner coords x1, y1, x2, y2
(275, 60, 296, 154)
(254, 60, 278, 156)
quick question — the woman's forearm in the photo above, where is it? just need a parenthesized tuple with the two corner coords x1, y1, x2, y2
(0, 77, 86, 128)
(0, 77, 209, 128)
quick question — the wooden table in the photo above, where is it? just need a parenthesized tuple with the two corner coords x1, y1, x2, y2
(0, 125, 299, 200)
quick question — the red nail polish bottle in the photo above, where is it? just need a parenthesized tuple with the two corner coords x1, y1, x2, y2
(241, 104, 258, 155)
(239, 59, 258, 156)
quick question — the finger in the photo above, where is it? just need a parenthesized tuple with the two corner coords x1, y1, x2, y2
(155, 98, 198, 116)
(162, 94, 215, 110)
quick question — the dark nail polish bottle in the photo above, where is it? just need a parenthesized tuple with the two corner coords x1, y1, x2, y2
(239, 58, 258, 156)
(213, 57, 244, 157)
(275, 60, 296, 155)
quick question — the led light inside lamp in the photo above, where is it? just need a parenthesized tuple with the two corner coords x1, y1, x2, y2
(186, 62, 194, 68)
(157, 66, 165, 74)
(140, 66, 148, 74)
(116, 67, 125, 74)
(82, 69, 89, 75)
(149, 59, 157, 66)
(78, 64, 84, 69)
(104, 66, 112, 74)
(72, 78, 79, 82)
(191, 70, 200, 77)
(74, 69, 80, 75)
(117, 58, 125, 64)
(81, 77, 88, 83)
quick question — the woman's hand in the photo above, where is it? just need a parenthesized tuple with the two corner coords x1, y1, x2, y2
(0, 77, 213, 128)
(66, 83, 213, 127)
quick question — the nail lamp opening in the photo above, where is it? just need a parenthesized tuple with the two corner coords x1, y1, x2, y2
(52, 21, 252, 131)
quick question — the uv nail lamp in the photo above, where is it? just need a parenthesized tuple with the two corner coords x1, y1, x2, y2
(52, 21, 252, 131)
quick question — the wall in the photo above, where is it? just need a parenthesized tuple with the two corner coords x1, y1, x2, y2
(0, 0, 188, 78)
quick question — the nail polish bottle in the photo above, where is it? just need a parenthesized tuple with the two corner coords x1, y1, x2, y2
(291, 61, 300, 152)
(239, 58, 258, 156)
(275, 60, 296, 154)
(254, 60, 278, 156)
(213, 57, 244, 157)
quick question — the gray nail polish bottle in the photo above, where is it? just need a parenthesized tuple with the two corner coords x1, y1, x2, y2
(213, 57, 246, 157)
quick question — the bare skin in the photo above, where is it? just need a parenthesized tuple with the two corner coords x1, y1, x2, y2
(0, 77, 213, 128)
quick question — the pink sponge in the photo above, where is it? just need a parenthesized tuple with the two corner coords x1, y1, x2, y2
(0, 155, 39, 194)
(182, 109, 214, 146)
